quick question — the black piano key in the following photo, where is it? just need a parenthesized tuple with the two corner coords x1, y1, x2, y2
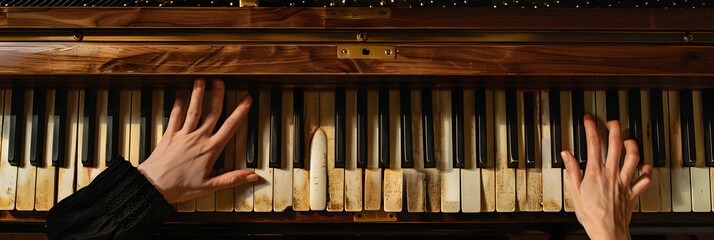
(214, 89, 227, 171)
(30, 89, 47, 166)
(162, 89, 174, 133)
(703, 89, 713, 167)
(628, 90, 644, 165)
(379, 89, 390, 169)
(52, 89, 68, 167)
(334, 89, 345, 169)
(246, 88, 259, 168)
(452, 89, 465, 169)
(139, 90, 152, 164)
(606, 89, 619, 121)
(356, 90, 367, 169)
(549, 90, 564, 168)
(680, 90, 696, 167)
(650, 90, 666, 167)
(8, 88, 24, 166)
(400, 89, 413, 168)
(506, 90, 519, 168)
(81, 90, 97, 167)
(524, 91, 536, 168)
(293, 90, 305, 169)
(422, 90, 436, 168)
(106, 90, 120, 166)
(572, 90, 587, 169)
(475, 88, 488, 168)
(269, 89, 281, 168)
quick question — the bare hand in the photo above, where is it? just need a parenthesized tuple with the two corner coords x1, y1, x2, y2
(562, 114, 653, 240)
(138, 79, 258, 203)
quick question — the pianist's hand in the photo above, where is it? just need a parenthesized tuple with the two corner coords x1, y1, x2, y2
(561, 114, 653, 240)
(137, 79, 258, 204)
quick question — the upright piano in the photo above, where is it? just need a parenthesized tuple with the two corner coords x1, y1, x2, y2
(1, 0, 714, 238)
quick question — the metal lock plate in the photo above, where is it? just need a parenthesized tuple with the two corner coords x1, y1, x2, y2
(337, 45, 396, 59)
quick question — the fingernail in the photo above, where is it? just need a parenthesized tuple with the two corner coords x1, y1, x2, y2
(195, 79, 205, 88)
(561, 151, 567, 158)
(241, 94, 252, 106)
(246, 173, 258, 182)
(214, 79, 223, 89)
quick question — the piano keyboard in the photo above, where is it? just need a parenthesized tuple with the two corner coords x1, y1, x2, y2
(0, 88, 712, 213)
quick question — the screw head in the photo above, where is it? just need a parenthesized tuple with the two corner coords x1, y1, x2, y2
(341, 49, 349, 55)
(385, 49, 392, 55)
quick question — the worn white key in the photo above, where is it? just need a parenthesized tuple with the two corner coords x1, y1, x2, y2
(526, 92, 543, 212)
(516, 91, 543, 212)
(57, 90, 79, 203)
(439, 90, 460, 213)
(658, 91, 672, 212)
(0, 90, 17, 210)
(639, 90, 659, 212)
(481, 90, 496, 212)
(309, 128, 327, 211)
(344, 90, 363, 212)
(617, 90, 639, 212)
(406, 90, 426, 213)
(495, 90, 515, 212)
(273, 91, 294, 212)
(322, 91, 344, 212)
(216, 91, 236, 212)
(384, 90, 403, 212)
(560, 91, 575, 212)
(691, 90, 711, 212)
(425, 90, 441, 213)
(292, 91, 318, 211)
(128, 90, 140, 167)
(234, 91, 254, 212)
(35, 90, 56, 211)
(364, 90, 382, 211)
(254, 90, 274, 212)
(668, 91, 692, 212)
(16, 89, 37, 211)
(151, 90, 164, 149)
(461, 89, 481, 213)
(540, 91, 562, 212)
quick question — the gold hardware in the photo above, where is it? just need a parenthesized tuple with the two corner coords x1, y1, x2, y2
(337, 45, 396, 59)
(239, 0, 258, 7)
(356, 32, 367, 42)
(325, 8, 391, 20)
(353, 210, 397, 222)
(684, 32, 694, 43)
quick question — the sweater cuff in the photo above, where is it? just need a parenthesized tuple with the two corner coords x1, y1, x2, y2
(87, 157, 174, 232)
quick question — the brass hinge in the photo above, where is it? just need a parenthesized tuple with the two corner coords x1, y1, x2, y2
(337, 45, 396, 59)
(353, 210, 397, 222)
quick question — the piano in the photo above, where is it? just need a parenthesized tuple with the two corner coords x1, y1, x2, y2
(1, 0, 714, 238)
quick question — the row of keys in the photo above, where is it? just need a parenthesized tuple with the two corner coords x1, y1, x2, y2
(0, 88, 711, 213)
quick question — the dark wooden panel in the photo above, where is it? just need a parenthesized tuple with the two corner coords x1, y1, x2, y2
(1, 43, 713, 76)
(2, 8, 714, 30)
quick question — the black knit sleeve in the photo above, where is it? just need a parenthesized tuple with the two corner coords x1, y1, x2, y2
(47, 156, 175, 240)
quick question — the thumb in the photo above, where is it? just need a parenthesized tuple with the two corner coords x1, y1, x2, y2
(204, 170, 258, 191)
(562, 150, 583, 192)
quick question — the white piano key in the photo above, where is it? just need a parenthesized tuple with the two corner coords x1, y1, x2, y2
(495, 90, 515, 212)
(321, 91, 344, 212)
(425, 90, 441, 213)
(176, 89, 195, 212)
(344, 90, 363, 212)
(639, 90, 660, 212)
(481, 90, 496, 212)
(439, 90, 460, 213)
(128, 90, 141, 167)
(216, 90, 236, 212)
(273, 91, 293, 212)
(57, 90, 79, 203)
(35, 89, 56, 211)
(309, 128, 327, 211)
(668, 91, 692, 212)
(461, 89, 481, 213)
(618, 90, 639, 212)
(525, 92, 543, 212)
(595, 91, 608, 164)
(516, 91, 528, 211)
(292, 91, 319, 211)
(151, 90, 164, 150)
(384, 90, 403, 212)
(0, 90, 17, 210)
(560, 91, 575, 212)
(196, 89, 217, 212)
(364, 90, 382, 211)
(406, 90, 426, 213)
(234, 90, 254, 212)
(16, 89, 37, 211)
(253, 90, 274, 212)
(691, 90, 711, 212)
(540, 91, 563, 212)
(658, 91, 672, 212)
